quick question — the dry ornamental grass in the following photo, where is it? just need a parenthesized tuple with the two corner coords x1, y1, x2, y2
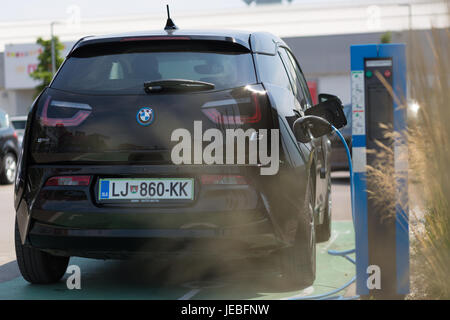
(366, 20, 450, 299)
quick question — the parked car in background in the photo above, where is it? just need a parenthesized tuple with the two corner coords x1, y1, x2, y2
(0, 109, 20, 184)
(10, 116, 27, 147)
(330, 104, 351, 171)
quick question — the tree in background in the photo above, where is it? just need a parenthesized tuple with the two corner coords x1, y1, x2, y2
(380, 31, 392, 44)
(29, 37, 64, 96)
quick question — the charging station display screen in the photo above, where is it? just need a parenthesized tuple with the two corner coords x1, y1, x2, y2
(367, 86, 393, 141)
(364, 58, 394, 142)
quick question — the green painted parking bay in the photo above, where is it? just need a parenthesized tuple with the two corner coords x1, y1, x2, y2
(0, 221, 354, 300)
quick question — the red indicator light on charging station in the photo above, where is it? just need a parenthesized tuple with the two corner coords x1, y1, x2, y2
(384, 70, 391, 78)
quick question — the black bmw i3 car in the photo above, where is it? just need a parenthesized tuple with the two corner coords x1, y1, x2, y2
(14, 28, 346, 286)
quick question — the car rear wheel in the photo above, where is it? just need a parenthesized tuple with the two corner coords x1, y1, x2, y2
(15, 219, 69, 284)
(0, 153, 17, 185)
(279, 178, 316, 288)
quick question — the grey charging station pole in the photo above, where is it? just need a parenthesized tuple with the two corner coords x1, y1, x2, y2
(350, 44, 409, 299)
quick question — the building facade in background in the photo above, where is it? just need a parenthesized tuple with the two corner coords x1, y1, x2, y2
(0, 0, 447, 116)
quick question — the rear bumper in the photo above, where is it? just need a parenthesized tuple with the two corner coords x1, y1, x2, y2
(19, 164, 300, 258)
(28, 219, 279, 259)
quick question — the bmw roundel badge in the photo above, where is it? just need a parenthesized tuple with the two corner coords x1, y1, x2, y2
(136, 107, 155, 126)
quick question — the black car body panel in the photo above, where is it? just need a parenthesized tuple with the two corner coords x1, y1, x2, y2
(30, 87, 272, 164)
(16, 29, 332, 260)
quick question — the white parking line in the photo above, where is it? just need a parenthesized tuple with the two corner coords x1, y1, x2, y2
(178, 281, 225, 300)
(321, 231, 340, 253)
(281, 286, 314, 300)
(178, 288, 201, 300)
(321, 229, 351, 253)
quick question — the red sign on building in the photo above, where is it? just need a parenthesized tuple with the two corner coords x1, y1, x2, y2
(307, 81, 318, 105)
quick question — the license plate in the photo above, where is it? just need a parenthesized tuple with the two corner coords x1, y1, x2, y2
(98, 178, 194, 202)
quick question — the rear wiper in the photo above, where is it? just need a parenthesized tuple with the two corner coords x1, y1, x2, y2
(144, 79, 215, 93)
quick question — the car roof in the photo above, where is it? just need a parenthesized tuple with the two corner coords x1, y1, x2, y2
(70, 29, 286, 56)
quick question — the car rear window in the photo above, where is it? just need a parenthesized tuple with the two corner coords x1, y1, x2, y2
(51, 40, 257, 94)
(11, 120, 26, 129)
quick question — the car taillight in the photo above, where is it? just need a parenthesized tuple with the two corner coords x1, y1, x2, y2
(201, 93, 262, 125)
(201, 175, 247, 185)
(45, 176, 91, 186)
(13, 131, 17, 139)
(40, 97, 92, 127)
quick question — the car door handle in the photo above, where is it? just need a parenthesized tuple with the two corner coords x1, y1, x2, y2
(320, 167, 326, 179)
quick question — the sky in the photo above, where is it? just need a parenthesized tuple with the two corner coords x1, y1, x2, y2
(0, 0, 394, 22)
(0, 0, 246, 22)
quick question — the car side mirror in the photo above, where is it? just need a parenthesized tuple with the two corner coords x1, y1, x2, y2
(305, 93, 347, 130)
(318, 93, 337, 103)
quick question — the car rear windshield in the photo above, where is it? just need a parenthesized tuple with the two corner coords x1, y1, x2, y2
(51, 40, 257, 94)
(11, 120, 26, 129)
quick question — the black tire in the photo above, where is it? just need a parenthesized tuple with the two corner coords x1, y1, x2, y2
(15, 219, 69, 284)
(316, 174, 332, 243)
(0, 152, 17, 185)
(279, 178, 316, 288)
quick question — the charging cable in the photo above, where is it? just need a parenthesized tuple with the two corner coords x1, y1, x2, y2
(288, 125, 359, 300)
